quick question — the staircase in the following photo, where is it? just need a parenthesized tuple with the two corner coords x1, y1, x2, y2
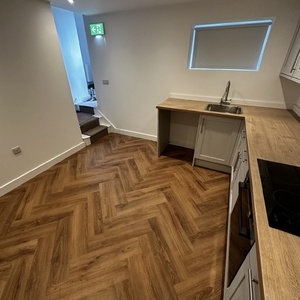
(77, 111, 109, 145)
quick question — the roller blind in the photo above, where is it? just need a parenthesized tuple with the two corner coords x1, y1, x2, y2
(189, 20, 273, 71)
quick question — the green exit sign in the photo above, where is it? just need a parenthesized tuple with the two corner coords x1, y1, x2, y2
(90, 23, 105, 36)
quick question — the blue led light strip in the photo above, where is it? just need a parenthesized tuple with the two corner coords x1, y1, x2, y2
(193, 19, 272, 30)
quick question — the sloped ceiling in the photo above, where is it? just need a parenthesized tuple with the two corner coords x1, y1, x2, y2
(48, 0, 198, 15)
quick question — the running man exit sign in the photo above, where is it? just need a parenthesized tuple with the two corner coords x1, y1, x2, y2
(90, 23, 105, 36)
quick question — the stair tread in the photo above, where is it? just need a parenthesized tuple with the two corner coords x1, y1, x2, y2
(80, 117, 100, 133)
(77, 112, 94, 126)
(84, 125, 108, 136)
(78, 105, 94, 114)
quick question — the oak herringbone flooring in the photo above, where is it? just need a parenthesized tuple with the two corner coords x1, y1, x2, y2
(0, 133, 229, 300)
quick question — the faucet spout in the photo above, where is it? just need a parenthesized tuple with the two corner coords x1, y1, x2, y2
(220, 81, 231, 105)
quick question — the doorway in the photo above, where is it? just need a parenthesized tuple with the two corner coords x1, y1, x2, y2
(51, 6, 97, 113)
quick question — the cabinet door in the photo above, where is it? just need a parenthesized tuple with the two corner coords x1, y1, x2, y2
(231, 138, 243, 211)
(225, 254, 250, 300)
(281, 23, 300, 78)
(231, 137, 242, 184)
(292, 55, 300, 81)
(240, 126, 249, 184)
(225, 245, 260, 300)
(194, 115, 242, 166)
(249, 246, 261, 300)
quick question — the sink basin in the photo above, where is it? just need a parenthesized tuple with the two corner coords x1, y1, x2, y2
(206, 104, 242, 114)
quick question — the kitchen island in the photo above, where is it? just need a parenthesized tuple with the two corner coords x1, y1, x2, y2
(157, 98, 300, 300)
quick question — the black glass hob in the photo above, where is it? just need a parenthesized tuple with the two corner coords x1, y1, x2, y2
(257, 159, 300, 237)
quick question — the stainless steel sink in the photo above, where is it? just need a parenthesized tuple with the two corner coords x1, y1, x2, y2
(206, 104, 242, 114)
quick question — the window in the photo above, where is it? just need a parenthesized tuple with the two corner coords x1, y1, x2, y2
(189, 19, 273, 71)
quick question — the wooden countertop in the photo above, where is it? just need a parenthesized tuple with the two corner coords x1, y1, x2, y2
(157, 98, 300, 300)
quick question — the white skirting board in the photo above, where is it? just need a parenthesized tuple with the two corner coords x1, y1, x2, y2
(0, 142, 85, 197)
(115, 128, 157, 141)
(94, 108, 157, 141)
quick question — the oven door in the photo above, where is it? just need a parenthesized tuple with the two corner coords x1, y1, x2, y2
(227, 175, 255, 287)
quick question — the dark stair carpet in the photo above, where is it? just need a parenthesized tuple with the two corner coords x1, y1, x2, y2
(77, 112, 95, 126)
(79, 117, 99, 133)
(76, 112, 108, 144)
(77, 105, 94, 114)
(84, 126, 109, 143)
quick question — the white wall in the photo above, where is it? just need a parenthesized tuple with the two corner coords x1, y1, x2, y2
(52, 6, 89, 102)
(74, 13, 94, 83)
(85, 0, 300, 138)
(0, 0, 84, 196)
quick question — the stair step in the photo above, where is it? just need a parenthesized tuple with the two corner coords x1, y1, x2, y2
(77, 112, 94, 126)
(84, 125, 108, 143)
(79, 105, 94, 114)
(80, 117, 99, 133)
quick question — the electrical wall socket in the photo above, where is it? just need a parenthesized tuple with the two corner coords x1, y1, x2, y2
(12, 146, 22, 155)
(102, 80, 109, 85)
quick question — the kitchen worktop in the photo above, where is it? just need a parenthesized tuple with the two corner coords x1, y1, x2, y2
(157, 98, 300, 300)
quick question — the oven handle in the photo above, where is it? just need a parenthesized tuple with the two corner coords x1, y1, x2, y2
(239, 181, 251, 239)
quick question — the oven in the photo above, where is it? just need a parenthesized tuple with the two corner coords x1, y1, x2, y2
(227, 173, 255, 287)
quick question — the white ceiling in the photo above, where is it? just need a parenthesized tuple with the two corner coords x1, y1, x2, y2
(48, 0, 198, 16)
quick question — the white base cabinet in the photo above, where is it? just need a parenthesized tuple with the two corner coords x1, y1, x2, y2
(249, 243, 261, 300)
(225, 245, 261, 300)
(193, 115, 242, 171)
(225, 249, 250, 300)
(224, 122, 261, 300)
(230, 125, 248, 212)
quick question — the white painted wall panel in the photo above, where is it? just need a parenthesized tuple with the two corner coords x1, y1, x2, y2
(0, 0, 84, 195)
(85, 0, 300, 137)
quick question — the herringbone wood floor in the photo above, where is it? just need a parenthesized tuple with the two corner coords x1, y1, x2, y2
(0, 133, 230, 300)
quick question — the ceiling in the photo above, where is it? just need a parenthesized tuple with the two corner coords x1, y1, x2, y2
(48, 0, 198, 16)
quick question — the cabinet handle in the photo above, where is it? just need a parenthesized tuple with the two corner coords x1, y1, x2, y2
(248, 269, 259, 300)
(290, 49, 300, 73)
(233, 152, 241, 172)
(248, 269, 254, 300)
